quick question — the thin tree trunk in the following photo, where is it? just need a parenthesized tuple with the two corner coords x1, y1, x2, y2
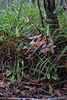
(32, 0, 35, 4)
(65, 0, 67, 5)
(55, 0, 59, 6)
(60, 0, 63, 6)
(44, 0, 59, 34)
(38, 0, 44, 28)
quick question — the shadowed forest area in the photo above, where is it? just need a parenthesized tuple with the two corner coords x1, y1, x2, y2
(0, 0, 67, 99)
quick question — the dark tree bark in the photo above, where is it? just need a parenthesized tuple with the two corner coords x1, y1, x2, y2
(60, 0, 63, 6)
(44, 0, 59, 34)
(37, 0, 44, 28)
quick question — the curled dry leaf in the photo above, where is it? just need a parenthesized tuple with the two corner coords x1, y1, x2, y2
(25, 17, 29, 23)
(30, 40, 35, 45)
(38, 41, 46, 47)
(18, 48, 20, 51)
(23, 46, 29, 50)
(42, 43, 46, 48)
(0, 81, 4, 88)
(20, 34, 56, 62)
(39, 48, 48, 55)
(50, 45, 56, 54)
(23, 85, 35, 91)
(26, 53, 34, 60)
(25, 47, 35, 55)
(31, 36, 41, 46)
(29, 34, 42, 40)
(42, 34, 46, 41)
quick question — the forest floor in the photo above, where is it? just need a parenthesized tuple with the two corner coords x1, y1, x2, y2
(0, 35, 67, 100)
(0, 72, 67, 100)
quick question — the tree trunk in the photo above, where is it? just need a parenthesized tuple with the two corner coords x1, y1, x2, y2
(60, 0, 63, 6)
(38, 0, 44, 28)
(44, 0, 59, 34)
(55, 0, 59, 6)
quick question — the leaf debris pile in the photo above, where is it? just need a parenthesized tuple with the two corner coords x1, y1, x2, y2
(18, 34, 56, 63)
(0, 73, 67, 100)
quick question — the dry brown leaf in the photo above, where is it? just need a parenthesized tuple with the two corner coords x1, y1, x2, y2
(42, 34, 46, 41)
(42, 43, 46, 48)
(23, 85, 35, 91)
(29, 34, 41, 40)
(49, 36, 54, 43)
(25, 17, 29, 23)
(17, 92, 25, 98)
(50, 45, 56, 54)
(38, 41, 46, 47)
(39, 48, 48, 55)
(31, 37, 41, 46)
(17, 48, 20, 51)
(21, 34, 56, 62)
(0, 81, 4, 87)
(4, 94, 9, 98)
(48, 43, 53, 47)
(25, 47, 32, 55)
(23, 46, 29, 50)
(54, 89, 61, 96)
(30, 40, 35, 45)
(26, 54, 34, 60)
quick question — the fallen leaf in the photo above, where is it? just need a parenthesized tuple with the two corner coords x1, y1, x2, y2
(23, 85, 35, 91)
(4, 94, 9, 98)
(31, 37, 41, 46)
(50, 45, 56, 54)
(29, 34, 41, 40)
(0, 82, 4, 87)
(39, 48, 48, 54)
(25, 17, 29, 23)
(54, 89, 61, 96)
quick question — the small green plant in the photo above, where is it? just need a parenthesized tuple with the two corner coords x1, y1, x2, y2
(29, 22, 67, 81)
(5, 60, 26, 84)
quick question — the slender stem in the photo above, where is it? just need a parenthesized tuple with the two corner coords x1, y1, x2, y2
(37, 0, 44, 28)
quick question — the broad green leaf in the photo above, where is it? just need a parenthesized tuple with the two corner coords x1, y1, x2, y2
(47, 73, 50, 79)
(45, 19, 52, 22)
(41, 76, 46, 81)
(18, 43, 23, 48)
(53, 8, 63, 15)
(5, 65, 12, 69)
(7, 79, 16, 85)
(7, 72, 12, 77)
(48, 84, 53, 93)
(51, 73, 58, 80)
(9, 76, 15, 81)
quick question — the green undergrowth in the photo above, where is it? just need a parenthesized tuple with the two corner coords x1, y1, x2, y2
(0, 1, 67, 84)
